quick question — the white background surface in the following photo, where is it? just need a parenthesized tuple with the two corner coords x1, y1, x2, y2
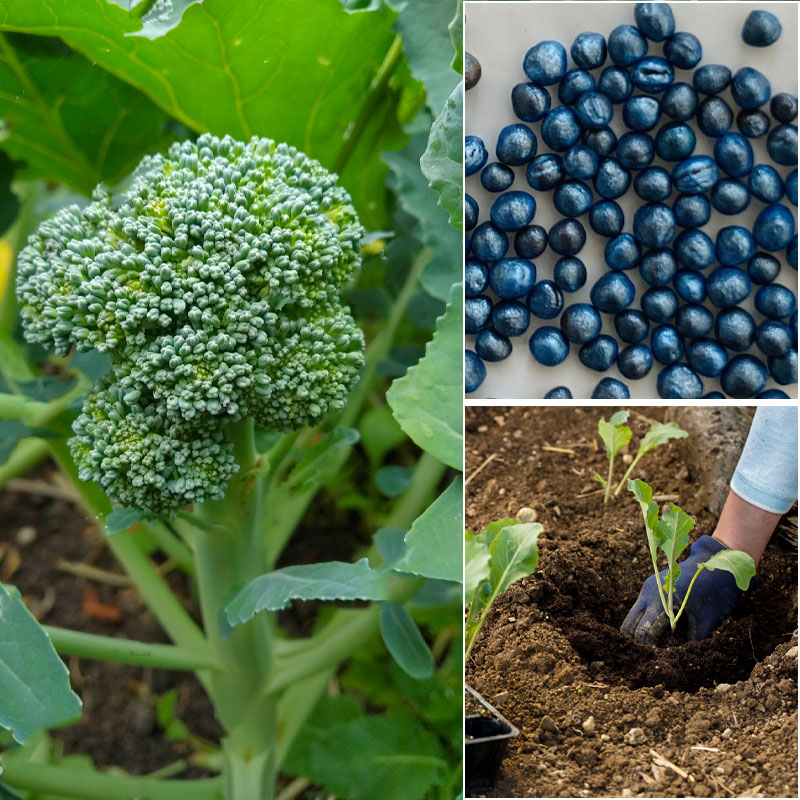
(465, 1, 798, 400)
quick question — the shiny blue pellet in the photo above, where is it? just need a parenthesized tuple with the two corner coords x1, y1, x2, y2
(634, 166, 672, 201)
(514, 225, 548, 259)
(715, 306, 756, 351)
(605, 232, 641, 270)
(617, 343, 654, 379)
(560, 302, 602, 343)
(651, 324, 684, 364)
(492, 299, 530, 337)
(755, 319, 793, 357)
(579, 334, 619, 371)
(686, 338, 728, 378)
(475, 329, 513, 362)
(721, 354, 768, 398)
(633, 203, 676, 249)
(615, 309, 650, 343)
(496, 124, 538, 166)
(541, 107, 582, 151)
(656, 122, 696, 161)
(747, 252, 781, 285)
(749, 164, 784, 203)
(657, 363, 703, 398)
(527, 279, 564, 319)
(582, 127, 618, 157)
(616, 132, 656, 169)
(590, 271, 636, 313)
(471, 222, 509, 262)
(559, 70, 597, 106)
(673, 268, 707, 303)
(715, 225, 756, 266)
(608, 25, 647, 67)
(544, 385, 573, 399)
(737, 108, 771, 138)
(661, 82, 697, 121)
(597, 66, 633, 103)
(696, 96, 734, 137)
(711, 179, 751, 216)
(465, 135, 488, 176)
(465, 296, 493, 334)
(594, 158, 631, 199)
(622, 96, 661, 132)
(673, 194, 710, 228)
(675, 303, 713, 338)
(490, 257, 536, 299)
(465, 194, 479, 231)
(548, 219, 586, 256)
(511, 82, 552, 122)
(731, 67, 771, 110)
(563, 145, 600, 180)
(553, 257, 587, 292)
(641, 286, 678, 322)
(553, 181, 594, 217)
(465, 350, 487, 393)
(753, 204, 796, 252)
(742, 10, 782, 47)
(571, 32, 608, 70)
(589, 200, 625, 237)
(634, 3, 675, 43)
(693, 64, 732, 95)
(754, 284, 796, 319)
(591, 377, 630, 398)
(490, 191, 537, 232)
(769, 349, 797, 385)
(672, 155, 719, 194)
(674, 229, 715, 270)
(713, 133, 754, 177)
(465, 258, 489, 297)
(523, 40, 568, 85)
(786, 170, 798, 206)
(481, 162, 515, 193)
(526, 154, 564, 191)
(529, 326, 569, 366)
(630, 56, 674, 94)
(663, 32, 702, 69)
(770, 93, 798, 124)
(707, 266, 752, 308)
(766, 124, 798, 166)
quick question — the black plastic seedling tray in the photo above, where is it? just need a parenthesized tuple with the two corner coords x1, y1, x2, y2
(465, 684, 520, 795)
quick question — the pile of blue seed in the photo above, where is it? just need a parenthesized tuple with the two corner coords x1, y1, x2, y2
(465, 4, 798, 399)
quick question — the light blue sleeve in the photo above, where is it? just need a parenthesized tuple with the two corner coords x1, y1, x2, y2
(730, 407, 798, 514)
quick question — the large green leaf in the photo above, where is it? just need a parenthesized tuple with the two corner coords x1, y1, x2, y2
(702, 549, 756, 592)
(394, 477, 461, 583)
(488, 523, 541, 597)
(0, 583, 82, 742)
(0, 0, 405, 226)
(0, 32, 172, 192)
(225, 559, 389, 625)
(387, 283, 462, 469)
(379, 601, 434, 679)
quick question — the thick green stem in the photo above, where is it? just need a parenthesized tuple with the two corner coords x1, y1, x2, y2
(151, 522, 196, 575)
(45, 625, 219, 671)
(0, 757, 223, 800)
(0, 437, 48, 489)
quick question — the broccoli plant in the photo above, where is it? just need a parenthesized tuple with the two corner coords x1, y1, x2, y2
(628, 479, 756, 632)
(465, 518, 541, 659)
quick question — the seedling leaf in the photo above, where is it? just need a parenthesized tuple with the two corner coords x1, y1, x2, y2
(476, 517, 517, 546)
(379, 602, 434, 680)
(464, 534, 490, 599)
(597, 416, 632, 459)
(654, 504, 694, 563)
(608, 410, 630, 427)
(702, 550, 756, 591)
(593, 472, 607, 489)
(636, 422, 688, 458)
(488, 523, 541, 597)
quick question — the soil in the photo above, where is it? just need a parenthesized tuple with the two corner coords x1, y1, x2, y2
(465, 406, 798, 799)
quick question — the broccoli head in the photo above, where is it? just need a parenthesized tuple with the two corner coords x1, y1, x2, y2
(18, 134, 365, 514)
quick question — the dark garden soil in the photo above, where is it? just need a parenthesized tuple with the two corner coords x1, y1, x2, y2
(465, 406, 798, 799)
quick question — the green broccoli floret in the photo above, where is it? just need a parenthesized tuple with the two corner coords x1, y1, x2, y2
(18, 134, 365, 514)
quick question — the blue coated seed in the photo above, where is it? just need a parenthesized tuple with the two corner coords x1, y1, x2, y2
(576, 91, 614, 130)
(526, 154, 564, 191)
(529, 326, 570, 366)
(757, 389, 790, 398)
(713, 133, 754, 177)
(672, 156, 719, 194)
(731, 67, 771, 110)
(559, 70, 597, 106)
(617, 343, 654, 379)
(674, 269, 707, 303)
(591, 377, 631, 399)
(786, 170, 797, 206)
(634, 3, 675, 42)
(686, 338, 728, 378)
(589, 200, 625, 237)
(615, 309, 650, 343)
(553, 257, 587, 292)
(582, 127, 618, 157)
(623, 97, 661, 132)
(631, 57, 674, 95)
(651, 324, 684, 364)
(492, 300, 530, 337)
(742, 10, 782, 47)
(511, 82, 552, 122)
(721, 354, 768, 398)
(656, 122, 696, 161)
(475, 329, 513, 362)
(465, 259, 489, 297)
(693, 64, 732, 95)
(514, 225, 548, 259)
(657, 363, 703, 398)
(465, 350, 486, 393)
(597, 66, 633, 103)
(553, 181, 594, 217)
(747, 252, 781, 285)
(563, 145, 600, 180)
(706, 266, 751, 308)
(675, 303, 713, 338)
(560, 302, 602, 343)
(753, 204, 795, 252)
(571, 32, 607, 70)
(523, 40, 568, 85)
(749, 164, 784, 203)
(541, 107, 582, 151)
(673, 194, 710, 228)
(590, 271, 636, 313)
(617, 132, 655, 169)
(465, 136, 488, 176)
(481, 162, 515, 192)
(634, 167, 672, 201)
(548, 219, 586, 256)
(579, 334, 619, 371)
(640, 249, 678, 287)
(771, 93, 798, 124)
(608, 25, 647, 67)
(755, 284, 796, 319)
(696, 96, 734, 137)
(755, 319, 793, 357)
(490, 257, 536, 299)
(737, 108, 771, 138)
(766, 125, 798, 166)
(465, 296, 493, 334)
(633, 203, 675, 248)
(605, 232, 641, 270)
(664, 32, 702, 70)
(465, 194, 479, 231)
(490, 191, 537, 232)
(715, 306, 756, 351)
(715, 226, 755, 266)
(711, 179, 751, 215)
(769, 350, 797, 385)
(595, 158, 631, 199)
(527, 279, 564, 319)
(496, 124, 538, 166)
(641, 286, 678, 322)
(674, 229, 715, 270)
(661, 82, 697, 121)
(544, 385, 573, 399)
(471, 222, 509, 262)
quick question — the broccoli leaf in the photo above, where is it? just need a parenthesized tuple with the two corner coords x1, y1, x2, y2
(375, 465, 413, 497)
(654, 503, 695, 567)
(0, 583, 82, 742)
(636, 422, 688, 459)
(105, 506, 153, 534)
(128, 0, 202, 39)
(464, 533, 490, 599)
(702, 549, 756, 591)
(488, 523, 541, 597)
(379, 602, 434, 680)
(597, 414, 632, 460)
(286, 428, 360, 489)
(628, 478, 660, 565)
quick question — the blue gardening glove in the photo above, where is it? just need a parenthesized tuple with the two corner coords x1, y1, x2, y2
(621, 535, 756, 644)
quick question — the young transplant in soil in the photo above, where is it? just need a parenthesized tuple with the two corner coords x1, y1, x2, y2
(628, 479, 756, 633)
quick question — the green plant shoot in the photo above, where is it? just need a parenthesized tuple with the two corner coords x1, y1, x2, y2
(595, 411, 631, 504)
(628, 479, 756, 632)
(465, 519, 541, 659)
(613, 422, 688, 496)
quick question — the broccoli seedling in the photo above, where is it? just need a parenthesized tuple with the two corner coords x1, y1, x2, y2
(613, 422, 687, 497)
(465, 518, 541, 659)
(594, 410, 631, 504)
(628, 479, 756, 632)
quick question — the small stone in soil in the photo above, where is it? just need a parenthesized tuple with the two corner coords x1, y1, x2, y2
(624, 727, 647, 745)
(539, 714, 559, 733)
(582, 715, 595, 733)
(494, 691, 509, 705)
(715, 682, 733, 693)
(15, 526, 37, 546)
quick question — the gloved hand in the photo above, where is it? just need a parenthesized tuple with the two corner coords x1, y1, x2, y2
(621, 535, 756, 644)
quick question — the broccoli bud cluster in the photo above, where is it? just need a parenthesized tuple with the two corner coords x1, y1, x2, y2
(18, 134, 365, 514)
